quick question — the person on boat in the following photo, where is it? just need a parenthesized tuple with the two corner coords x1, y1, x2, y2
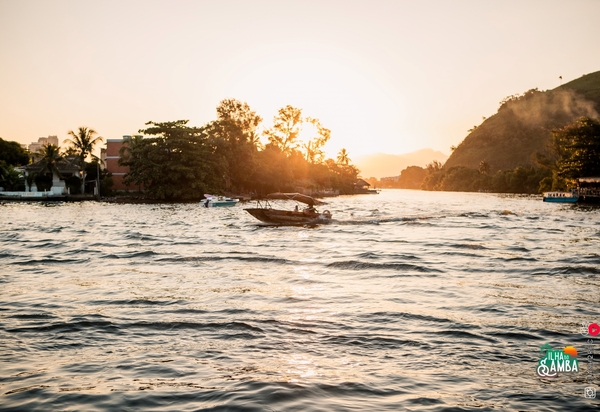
(303, 201, 316, 215)
(205, 198, 210, 208)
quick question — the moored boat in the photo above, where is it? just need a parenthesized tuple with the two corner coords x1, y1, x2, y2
(542, 191, 579, 203)
(244, 193, 332, 224)
(200, 194, 239, 207)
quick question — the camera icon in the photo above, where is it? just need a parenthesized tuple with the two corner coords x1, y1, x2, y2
(584, 387, 596, 399)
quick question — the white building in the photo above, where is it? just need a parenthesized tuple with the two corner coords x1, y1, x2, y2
(28, 135, 59, 153)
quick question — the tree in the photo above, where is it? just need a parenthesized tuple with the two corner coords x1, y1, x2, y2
(121, 120, 218, 200)
(426, 160, 443, 173)
(302, 117, 331, 164)
(206, 99, 263, 191)
(0, 161, 24, 191)
(118, 135, 144, 163)
(421, 161, 445, 190)
(216, 98, 262, 136)
(553, 116, 600, 180)
(35, 144, 64, 177)
(252, 144, 294, 194)
(30, 144, 64, 192)
(65, 127, 103, 193)
(263, 105, 303, 155)
(478, 160, 491, 175)
(337, 148, 350, 165)
(324, 158, 359, 194)
(0, 138, 29, 166)
(397, 166, 427, 189)
(118, 135, 144, 191)
(437, 166, 480, 191)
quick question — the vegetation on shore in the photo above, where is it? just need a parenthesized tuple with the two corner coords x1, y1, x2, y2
(0, 138, 29, 191)
(378, 115, 599, 194)
(118, 99, 359, 200)
(382, 71, 600, 194)
(0, 132, 105, 194)
(4, 71, 599, 198)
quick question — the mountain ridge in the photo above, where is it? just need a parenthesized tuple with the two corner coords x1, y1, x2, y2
(443, 71, 600, 172)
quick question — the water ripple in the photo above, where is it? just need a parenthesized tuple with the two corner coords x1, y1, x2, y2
(0, 191, 598, 411)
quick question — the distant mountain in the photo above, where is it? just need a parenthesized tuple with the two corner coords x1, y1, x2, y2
(355, 148, 448, 178)
(444, 71, 600, 173)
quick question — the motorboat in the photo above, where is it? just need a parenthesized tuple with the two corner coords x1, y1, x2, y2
(542, 191, 579, 203)
(244, 193, 332, 225)
(201, 194, 240, 207)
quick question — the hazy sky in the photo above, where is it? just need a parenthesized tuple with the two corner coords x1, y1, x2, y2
(1, 0, 599, 159)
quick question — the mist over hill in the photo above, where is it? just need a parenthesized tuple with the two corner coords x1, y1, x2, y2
(355, 148, 448, 178)
(443, 71, 600, 173)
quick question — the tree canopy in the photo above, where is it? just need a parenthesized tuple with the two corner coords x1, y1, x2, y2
(117, 100, 360, 200)
(120, 120, 217, 200)
(0, 138, 29, 166)
(553, 116, 600, 180)
(65, 127, 103, 164)
(0, 138, 29, 191)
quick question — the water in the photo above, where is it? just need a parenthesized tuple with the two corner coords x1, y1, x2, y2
(1, 190, 598, 411)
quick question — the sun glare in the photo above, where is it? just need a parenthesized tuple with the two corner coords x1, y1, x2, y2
(222, 48, 404, 159)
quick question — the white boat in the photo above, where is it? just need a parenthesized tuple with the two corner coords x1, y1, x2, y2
(200, 194, 240, 207)
(542, 191, 579, 203)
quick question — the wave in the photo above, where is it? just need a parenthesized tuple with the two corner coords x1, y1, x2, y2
(322, 333, 429, 350)
(11, 258, 90, 265)
(357, 311, 454, 325)
(326, 260, 440, 273)
(89, 298, 185, 307)
(5, 319, 120, 335)
(356, 251, 421, 260)
(128, 320, 264, 334)
(551, 265, 600, 275)
(156, 255, 291, 265)
(103, 251, 160, 259)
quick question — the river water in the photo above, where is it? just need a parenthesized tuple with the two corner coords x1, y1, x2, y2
(1, 190, 598, 411)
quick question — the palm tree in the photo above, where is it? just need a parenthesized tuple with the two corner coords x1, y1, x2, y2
(35, 144, 64, 178)
(337, 148, 350, 165)
(65, 127, 103, 193)
(0, 162, 24, 191)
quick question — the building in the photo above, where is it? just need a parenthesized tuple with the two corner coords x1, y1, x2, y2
(22, 156, 80, 195)
(104, 136, 140, 191)
(28, 135, 59, 153)
(354, 178, 380, 194)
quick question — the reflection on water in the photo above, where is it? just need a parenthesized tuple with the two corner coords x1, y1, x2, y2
(0, 190, 598, 411)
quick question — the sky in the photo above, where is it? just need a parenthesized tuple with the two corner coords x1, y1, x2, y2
(1, 0, 600, 160)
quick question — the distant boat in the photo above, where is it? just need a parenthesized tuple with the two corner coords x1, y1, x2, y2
(543, 177, 600, 204)
(542, 191, 579, 203)
(200, 194, 239, 207)
(244, 193, 332, 225)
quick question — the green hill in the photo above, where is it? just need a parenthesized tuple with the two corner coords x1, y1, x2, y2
(444, 71, 600, 173)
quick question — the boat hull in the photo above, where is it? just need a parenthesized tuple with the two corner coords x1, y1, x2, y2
(245, 208, 331, 225)
(543, 192, 579, 203)
(543, 197, 579, 203)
